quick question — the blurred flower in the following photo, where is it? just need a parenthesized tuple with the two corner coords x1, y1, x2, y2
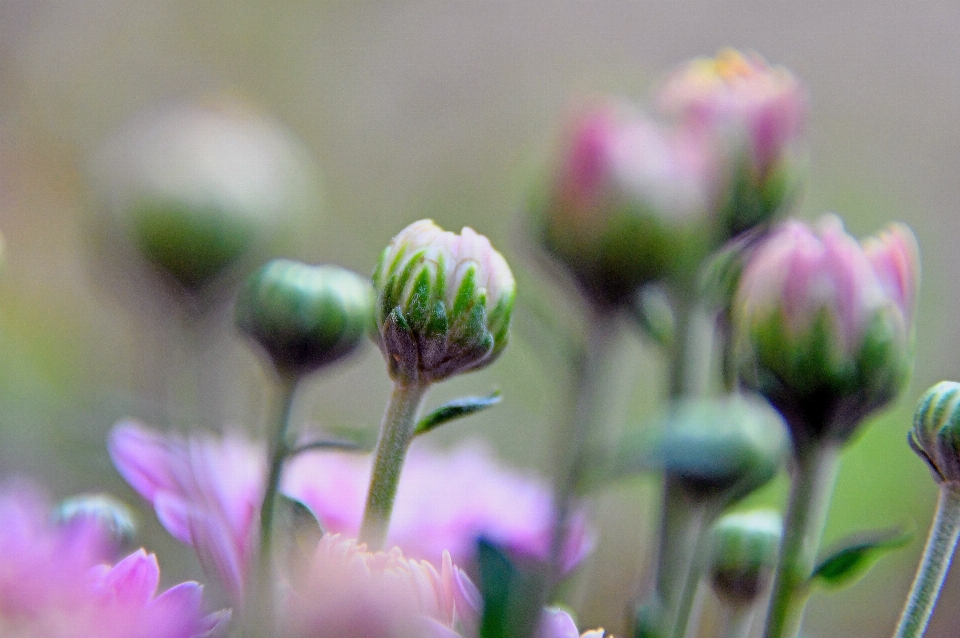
(658, 49, 807, 237)
(285, 534, 479, 638)
(235, 259, 374, 378)
(90, 100, 322, 293)
(910, 381, 960, 484)
(373, 219, 516, 384)
(708, 509, 782, 606)
(533, 101, 718, 305)
(733, 215, 919, 449)
(109, 423, 592, 605)
(0, 486, 224, 638)
(536, 608, 607, 638)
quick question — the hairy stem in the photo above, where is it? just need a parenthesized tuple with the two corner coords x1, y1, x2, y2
(893, 484, 960, 638)
(359, 382, 428, 550)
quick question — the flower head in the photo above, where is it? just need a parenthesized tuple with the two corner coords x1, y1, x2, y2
(373, 220, 515, 384)
(909, 381, 960, 485)
(0, 486, 223, 638)
(733, 215, 919, 448)
(109, 423, 593, 604)
(534, 101, 718, 305)
(658, 49, 807, 237)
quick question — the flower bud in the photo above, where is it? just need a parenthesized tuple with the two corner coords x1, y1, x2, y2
(909, 381, 960, 484)
(236, 259, 373, 378)
(733, 215, 919, 450)
(657, 394, 788, 504)
(658, 49, 807, 238)
(91, 101, 322, 292)
(373, 220, 515, 385)
(532, 101, 718, 306)
(54, 493, 138, 551)
(708, 509, 782, 605)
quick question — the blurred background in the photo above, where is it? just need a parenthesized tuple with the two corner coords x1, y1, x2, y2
(1, 2, 958, 636)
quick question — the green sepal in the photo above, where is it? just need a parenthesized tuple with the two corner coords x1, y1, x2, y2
(631, 284, 674, 348)
(808, 527, 911, 589)
(477, 538, 545, 638)
(452, 265, 478, 319)
(405, 267, 434, 329)
(414, 391, 502, 437)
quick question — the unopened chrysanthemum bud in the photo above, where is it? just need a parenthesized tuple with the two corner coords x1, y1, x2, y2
(658, 49, 807, 239)
(909, 381, 960, 484)
(373, 220, 515, 385)
(657, 394, 788, 504)
(733, 215, 919, 451)
(709, 509, 782, 605)
(91, 101, 321, 292)
(54, 493, 138, 550)
(532, 101, 718, 306)
(236, 259, 373, 378)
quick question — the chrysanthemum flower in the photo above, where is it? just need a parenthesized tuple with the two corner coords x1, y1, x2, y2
(108, 423, 593, 605)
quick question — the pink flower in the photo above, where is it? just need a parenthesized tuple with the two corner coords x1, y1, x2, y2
(109, 423, 594, 605)
(285, 534, 479, 638)
(536, 100, 719, 305)
(658, 49, 805, 184)
(733, 215, 919, 445)
(0, 486, 223, 638)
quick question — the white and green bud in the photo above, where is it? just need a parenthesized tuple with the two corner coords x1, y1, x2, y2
(372, 220, 515, 385)
(54, 493, 138, 551)
(236, 259, 373, 378)
(657, 394, 788, 505)
(91, 101, 322, 293)
(909, 381, 960, 485)
(709, 509, 783, 605)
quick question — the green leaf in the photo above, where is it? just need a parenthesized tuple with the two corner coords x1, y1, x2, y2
(477, 538, 545, 638)
(414, 391, 501, 437)
(274, 495, 326, 580)
(808, 528, 912, 589)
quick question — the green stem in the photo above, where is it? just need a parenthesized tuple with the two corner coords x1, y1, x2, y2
(720, 604, 756, 638)
(893, 484, 960, 638)
(247, 374, 298, 636)
(547, 313, 614, 589)
(359, 382, 429, 551)
(762, 442, 841, 638)
(669, 501, 724, 638)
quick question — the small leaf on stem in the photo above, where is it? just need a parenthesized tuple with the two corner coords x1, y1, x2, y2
(414, 391, 502, 437)
(809, 527, 912, 589)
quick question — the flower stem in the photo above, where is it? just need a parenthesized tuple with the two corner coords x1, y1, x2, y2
(893, 484, 960, 638)
(359, 381, 429, 551)
(762, 442, 841, 638)
(248, 373, 298, 636)
(720, 604, 756, 638)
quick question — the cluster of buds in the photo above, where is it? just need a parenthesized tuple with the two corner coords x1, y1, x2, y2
(732, 215, 919, 450)
(534, 49, 806, 309)
(372, 219, 516, 386)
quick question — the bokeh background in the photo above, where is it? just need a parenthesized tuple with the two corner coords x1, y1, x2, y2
(1, 2, 959, 636)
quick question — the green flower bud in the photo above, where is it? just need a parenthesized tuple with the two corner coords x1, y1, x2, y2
(657, 394, 788, 504)
(909, 381, 960, 484)
(92, 102, 322, 292)
(708, 509, 783, 605)
(54, 493, 138, 550)
(372, 220, 516, 385)
(236, 259, 373, 378)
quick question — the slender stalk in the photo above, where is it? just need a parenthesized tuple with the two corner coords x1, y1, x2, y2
(762, 442, 841, 638)
(720, 604, 756, 638)
(247, 374, 298, 637)
(359, 382, 429, 550)
(893, 484, 960, 638)
(547, 312, 614, 589)
(669, 501, 724, 638)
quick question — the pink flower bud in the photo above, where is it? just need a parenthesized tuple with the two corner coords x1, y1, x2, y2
(535, 100, 719, 305)
(658, 49, 807, 237)
(733, 215, 919, 448)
